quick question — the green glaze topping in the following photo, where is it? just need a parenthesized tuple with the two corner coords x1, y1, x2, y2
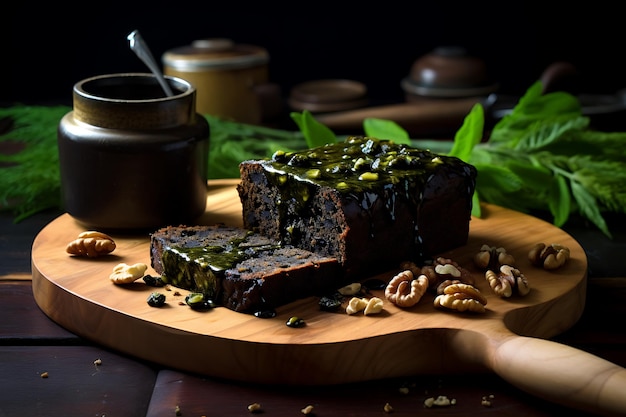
(268, 136, 467, 193)
(160, 233, 281, 298)
(261, 136, 477, 225)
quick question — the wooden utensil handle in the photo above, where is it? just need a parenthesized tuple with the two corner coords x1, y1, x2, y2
(314, 99, 479, 137)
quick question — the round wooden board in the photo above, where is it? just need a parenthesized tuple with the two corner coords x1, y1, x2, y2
(32, 179, 588, 385)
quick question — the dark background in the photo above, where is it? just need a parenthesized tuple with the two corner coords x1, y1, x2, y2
(3, 1, 625, 107)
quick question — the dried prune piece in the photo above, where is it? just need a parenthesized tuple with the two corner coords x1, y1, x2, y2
(147, 292, 166, 307)
(319, 295, 342, 311)
(143, 274, 165, 287)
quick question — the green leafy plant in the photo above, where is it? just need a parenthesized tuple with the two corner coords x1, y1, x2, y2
(447, 81, 626, 238)
(0, 105, 67, 221)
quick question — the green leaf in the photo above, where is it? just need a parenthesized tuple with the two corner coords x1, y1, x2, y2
(567, 156, 626, 212)
(568, 130, 626, 161)
(290, 110, 337, 148)
(491, 81, 583, 146)
(471, 191, 482, 218)
(514, 117, 589, 152)
(570, 181, 611, 238)
(473, 163, 523, 193)
(410, 139, 453, 154)
(506, 159, 553, 190)
(549, 174, 571, 227)
(475, 187, 516, 212)
(448, 103, 484, 162)
(363, 118, 411, 144)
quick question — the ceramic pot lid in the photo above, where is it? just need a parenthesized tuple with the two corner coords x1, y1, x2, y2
(402, 46, 498, 98)
(162, 39, 269, 71)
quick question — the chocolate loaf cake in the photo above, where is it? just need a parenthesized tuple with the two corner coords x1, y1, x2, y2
(238, 136, 477, 277)
(150, 224, 342, 313)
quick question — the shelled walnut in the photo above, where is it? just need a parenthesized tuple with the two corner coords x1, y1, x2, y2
(436, 257, 474, 286)
(403, 257, 474, 293)
(485, 265, 530, 298)
(435, 279, 462, 295)
(363, 297, 384, 315)
(434, 282, 487, 313)
(109, 262, 148, 284)
(346, 297, 368, 315)
(528, 243, 570, 270)
(384, 270, 428, 308)
(66, 231, 116, 257)
(474, 244, 515, 270)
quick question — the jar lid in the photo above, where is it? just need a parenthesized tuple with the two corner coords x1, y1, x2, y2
(162, 38, 269, 71)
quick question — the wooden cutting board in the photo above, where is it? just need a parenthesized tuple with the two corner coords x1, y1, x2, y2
(31, 179, 626, 415)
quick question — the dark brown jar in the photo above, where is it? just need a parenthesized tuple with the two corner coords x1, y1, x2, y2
(58, 73, 210, 231)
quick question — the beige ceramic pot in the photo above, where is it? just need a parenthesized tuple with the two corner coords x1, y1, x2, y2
(162, 39, 269, 124)
(57, 73, 210, 231)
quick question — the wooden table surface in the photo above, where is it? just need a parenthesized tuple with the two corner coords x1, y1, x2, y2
(2, 201, 626, 417)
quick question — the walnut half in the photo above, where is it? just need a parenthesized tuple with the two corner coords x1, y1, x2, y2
(485, 265, 530, 298)
(528, 243, 570, 270)
(384, 270, 428, 308)
(66, 231, 116, 257)
(419, 257, 474, 292)
(110, 263, 148, 284)
(433, 283, 487, 313)
(474, 244, 515, 270)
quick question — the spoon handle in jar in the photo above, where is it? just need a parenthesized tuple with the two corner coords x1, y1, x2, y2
(127, 30, 174, 97)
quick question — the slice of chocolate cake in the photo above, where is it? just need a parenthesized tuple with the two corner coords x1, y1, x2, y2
(150, 224, 342, 313)
(238, 136, 477, 277)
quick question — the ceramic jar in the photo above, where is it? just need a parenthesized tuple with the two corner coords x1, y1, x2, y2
(57, 73, 210, 231)
(162, 39, 270, 124)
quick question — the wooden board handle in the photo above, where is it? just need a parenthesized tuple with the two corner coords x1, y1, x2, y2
(493, 337, 626, 415)
(450, 331, 626, 415)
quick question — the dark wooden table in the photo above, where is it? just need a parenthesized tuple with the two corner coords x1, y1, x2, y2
(1, 207, 625, 417)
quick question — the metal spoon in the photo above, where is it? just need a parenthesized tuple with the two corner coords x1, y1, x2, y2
(127, 30, 174, 97)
